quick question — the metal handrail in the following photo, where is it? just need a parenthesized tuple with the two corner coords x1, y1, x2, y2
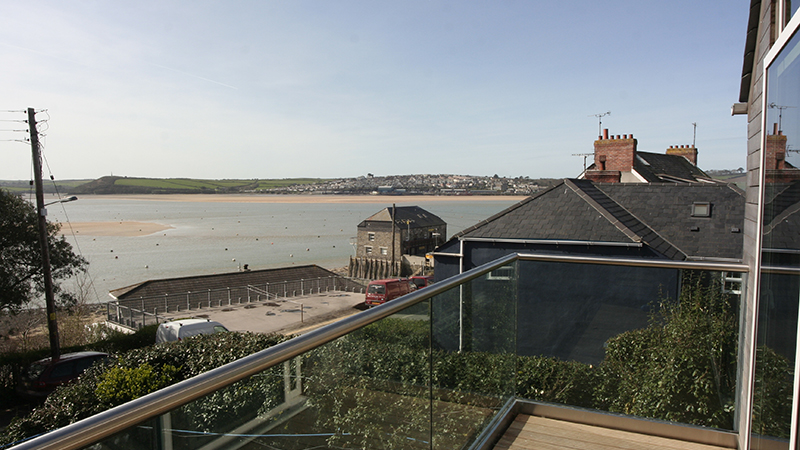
(13, 253, 749, 450)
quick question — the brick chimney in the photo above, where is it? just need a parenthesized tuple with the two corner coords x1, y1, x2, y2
(666, 145, 698, 166)
(766, 122, 788, 170)
(584, 129, 636, 183)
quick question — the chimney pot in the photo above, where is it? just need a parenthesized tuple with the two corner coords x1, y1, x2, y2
(774, 123, 779, 135)
(623, 134, 628, 139)
(616, 135, 621, 139)
(603, 129, 609, 139)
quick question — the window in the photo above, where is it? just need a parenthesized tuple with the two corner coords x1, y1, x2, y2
(754, 21, 800, 443)
(487, 266, 514, 280)
(380, 247, 388, 255)
(368, 232, 375, 241)
(365, 246, 372, 254)
(691, 202, 710, 217)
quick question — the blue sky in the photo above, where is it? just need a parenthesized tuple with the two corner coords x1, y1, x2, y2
(0, 1, 749, 180)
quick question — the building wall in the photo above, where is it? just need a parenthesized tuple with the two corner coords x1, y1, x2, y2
(356, 221, 395, 259)
(357, 220, 446, 260)
(739, 0, 772, 442)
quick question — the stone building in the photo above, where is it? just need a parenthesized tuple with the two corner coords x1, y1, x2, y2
(349, 205, 446, 279)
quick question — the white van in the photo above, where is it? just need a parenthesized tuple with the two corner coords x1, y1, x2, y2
(156, 319, 229, 343)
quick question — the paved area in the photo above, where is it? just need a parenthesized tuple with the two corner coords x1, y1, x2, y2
(158, 291, 367, 335)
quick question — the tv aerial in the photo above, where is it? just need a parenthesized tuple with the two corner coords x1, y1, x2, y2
(769, 103, 796, 133)
(589, 111, 611, 136)
(572, 152, 593, 173)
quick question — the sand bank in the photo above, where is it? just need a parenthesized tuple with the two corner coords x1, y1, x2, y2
(78, 194, 527, 204)
(58, 221, 174, 237)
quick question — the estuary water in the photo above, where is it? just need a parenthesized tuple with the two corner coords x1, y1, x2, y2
(44, 195, 521, 302)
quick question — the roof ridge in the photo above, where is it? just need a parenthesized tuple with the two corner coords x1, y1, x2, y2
(566, 179, 688, 260)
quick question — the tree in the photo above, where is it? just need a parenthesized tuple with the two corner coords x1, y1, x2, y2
(0, 189, 87, 312)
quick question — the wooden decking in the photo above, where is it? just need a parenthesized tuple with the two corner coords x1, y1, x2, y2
(494, 415, 732, 450)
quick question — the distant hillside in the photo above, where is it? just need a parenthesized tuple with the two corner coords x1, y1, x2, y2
(3, 174, 560, 196)
(707, 169, 746, 189)
(68, 176, 326, 195)
(0, 179, 93, 194)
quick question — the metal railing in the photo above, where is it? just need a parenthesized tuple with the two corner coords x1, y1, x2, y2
(14, 253, 749, 450)
(106, 303, 163, 330)
(108, 275, 366, 329)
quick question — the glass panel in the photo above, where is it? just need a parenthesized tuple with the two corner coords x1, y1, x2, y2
(431, 261, 517, 449)
(514, 260, 741, 431)
(756, 25, 800, 449)
(86, 303, 433, 449)
(789, 0, 799, 26)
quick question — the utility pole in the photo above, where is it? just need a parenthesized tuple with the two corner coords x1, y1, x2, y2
(391, 204, 396, 277)
(29, 107, 60, 360)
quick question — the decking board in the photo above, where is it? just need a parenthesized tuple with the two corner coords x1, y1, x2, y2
(493, 415, 732, 450)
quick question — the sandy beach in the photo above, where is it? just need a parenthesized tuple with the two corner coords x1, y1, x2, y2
(80, 194, 527, 204)
(58, 221, 174, 237)
(55, 194, 525, 237)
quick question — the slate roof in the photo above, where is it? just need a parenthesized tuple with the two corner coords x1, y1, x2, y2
(110, 264, 357, 299)
(358, 206, 446, 229)
(452, 179, 744, 261)
(585, 151, 717, 184)
(635, 152, 716, 183)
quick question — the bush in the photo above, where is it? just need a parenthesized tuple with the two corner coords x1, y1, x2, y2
(595, 272, 738, 429)
(95, 364, 181, 404)
(0, 331, 288, 447)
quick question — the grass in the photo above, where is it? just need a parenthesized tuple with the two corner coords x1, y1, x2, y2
(113, 178, 326, 191)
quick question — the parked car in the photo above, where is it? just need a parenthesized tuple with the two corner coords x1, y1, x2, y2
(365, 278, 413, 306)
(410, 275, 434, 289)
(16, 351, 110, 399)
(156, 318, 229, 343)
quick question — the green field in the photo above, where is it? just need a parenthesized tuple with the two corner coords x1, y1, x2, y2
(113, 177, 325, 191)
(0, 179, 93, 194)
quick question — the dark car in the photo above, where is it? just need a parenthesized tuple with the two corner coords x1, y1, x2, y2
(410, 275, 434, 289)
(16, 351, 110, 399)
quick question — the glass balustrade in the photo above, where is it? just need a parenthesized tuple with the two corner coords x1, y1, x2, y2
(13, 256, 747, 450)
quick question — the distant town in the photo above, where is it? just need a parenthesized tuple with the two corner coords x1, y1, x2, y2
(0, 169, 745, 196)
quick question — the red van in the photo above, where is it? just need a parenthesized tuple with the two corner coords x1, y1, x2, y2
(365, 278, 413, 306)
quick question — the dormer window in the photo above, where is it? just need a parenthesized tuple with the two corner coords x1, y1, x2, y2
(692, 202, 711, 217)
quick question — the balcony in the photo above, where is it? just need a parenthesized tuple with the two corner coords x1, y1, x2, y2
(12, 253, 750, 450)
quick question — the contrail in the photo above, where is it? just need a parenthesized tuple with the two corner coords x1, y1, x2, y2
(149, 62, 238, 90)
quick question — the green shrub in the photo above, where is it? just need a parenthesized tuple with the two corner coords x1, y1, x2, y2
(516, 355, 596, 408)
(594, 272, 738, 429)
(95, 364, 181, 404)
(0, 331, 288, 447)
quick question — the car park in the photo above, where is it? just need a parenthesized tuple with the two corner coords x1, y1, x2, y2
(16, 351, 110, 399)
